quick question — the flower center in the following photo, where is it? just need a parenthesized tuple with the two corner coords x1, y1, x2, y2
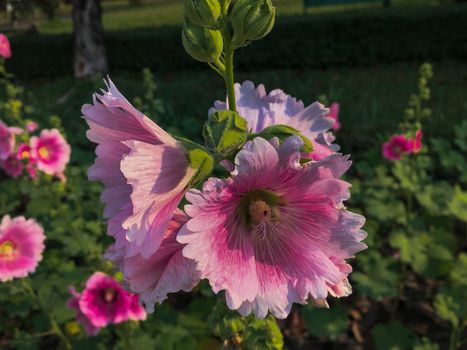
(38, 146, 49, 160)
(248, 200, 272, 225)
(21, 150, 30, 159)
(102, 288, 116, 303)
(0, 241, 15, 260)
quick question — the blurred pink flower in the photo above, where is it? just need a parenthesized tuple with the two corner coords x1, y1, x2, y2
(328, 103, 341, 131)
(210, 81, 339, 162)
(0, 215, 45, 282)
(83, 78, 195, 258)
(408, 130, 423, 153)
(26, 122, 38, 133)
(105, 209, 200, 313)
(1, 155, 23, 177)
(178, 136, 366, 319)
(0, 34, 11, 59)
(67, 272, 146, 334)
(382, 134, 412, 161)
(30, 129, 70, 178)
(17, 143, 38, 179)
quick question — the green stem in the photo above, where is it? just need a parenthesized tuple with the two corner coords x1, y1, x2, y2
(219, 9, 237, 112)
(224, 45, 237, 112)
(21, 278, 71, 350)
(449, 325, 458, 350)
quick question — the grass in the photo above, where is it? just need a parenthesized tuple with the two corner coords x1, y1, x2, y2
(34, 0, 444, 34)
(25, 61, 467, 165)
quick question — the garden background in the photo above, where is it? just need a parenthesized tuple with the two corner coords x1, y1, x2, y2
(0, 0, 466, 349)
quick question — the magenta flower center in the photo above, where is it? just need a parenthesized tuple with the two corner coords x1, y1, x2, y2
(0, 240, 16, 260)
(101, 288, 117, 303)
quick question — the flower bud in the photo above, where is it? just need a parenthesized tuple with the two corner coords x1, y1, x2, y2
(182, 22, 223, 63)
(231, 0, 276, 48)
(203, 110, 249, 157)
(184, 0, 221, 29)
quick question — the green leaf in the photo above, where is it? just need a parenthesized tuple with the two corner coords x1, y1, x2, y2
(449, 185, 467, 222)
(352, 250, 400, 300)
(450, 253, 467, 288)
(243, 315, 283, 350)
(371, 321, 417, 350)
(413, 337, 440, 350)
(302, 303, 349, 341)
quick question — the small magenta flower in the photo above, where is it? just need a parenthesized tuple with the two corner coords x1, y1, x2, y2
(0, 34, 11, 59)
(382, 134, 412, 161)
(68, 272, 146, 334)
(105, 209, 200, 313)
(1, 155, 23, 177)
(30, 129, 71, 178)
(408, 130, 423, 153)
(0, 215, 45, 282)
(17, 143, 38, 179)
(328, 103, 341, 131)
(83, 79, 196, 258)
(210, 81, 338, 161)
(178, 136, 367, 319)
(67, 287, 101, 336)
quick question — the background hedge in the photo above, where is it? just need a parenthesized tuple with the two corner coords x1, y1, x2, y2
(8, 4, 467, 79)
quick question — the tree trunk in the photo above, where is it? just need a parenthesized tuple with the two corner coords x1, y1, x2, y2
(72, 0, 108, 78)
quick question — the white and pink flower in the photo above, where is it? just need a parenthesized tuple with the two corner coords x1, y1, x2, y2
(178, 136, 367, 319)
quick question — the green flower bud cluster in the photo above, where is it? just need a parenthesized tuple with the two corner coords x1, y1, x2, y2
(182, 0, 223, 64)
(231, 0, 276, 48)
(203, 110, 249, 157)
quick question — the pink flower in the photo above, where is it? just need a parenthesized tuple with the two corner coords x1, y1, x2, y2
(0, 34, 11, 59)
(26, 122, 38, 133)
(408, 130, 423, 153)
(30, 129, 71, 177)
(83, 79, 196, 258)
(68, 272, 146, 334)
(382, 134, 412, 161)
(17, 143, 38, 179)
(1, 155, 23, 177)
(105, 209, 200, 312)
(178, 136, 367, 319)
(328, 103, 341, 131)
(210, 81, 338, 162)
(0, 120, 21, 160)
(67, 287, 101, 336)
(0, 215, 45, 282)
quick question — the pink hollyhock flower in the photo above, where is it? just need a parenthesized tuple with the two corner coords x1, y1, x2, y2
(408, 130, 423, 153)
(178, 136, 367, 319)
(70, 272, 146, 331)
(26, 122, 38, 133)
(0, 215, 45, 282)
(210, 81, 338, 161)
(17, 143, 38, 179)
(0, 121, 22, 160)
(328, 103, 341, 131)
(83, 79, 196, 258)
(1, 155, 23, 177)
(0, 34, 11, 59)
(30, 129, 70, 177)
(382, 134, 412, 161)
(67, 287, 101, 336)
(105, 209, 200, 312)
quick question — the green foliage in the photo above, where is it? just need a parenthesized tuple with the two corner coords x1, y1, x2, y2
(302, 303, 349, 341)
(8, 6, 467, 79)
(208, 301, 283, 349)
(372, 321, 417, 350)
